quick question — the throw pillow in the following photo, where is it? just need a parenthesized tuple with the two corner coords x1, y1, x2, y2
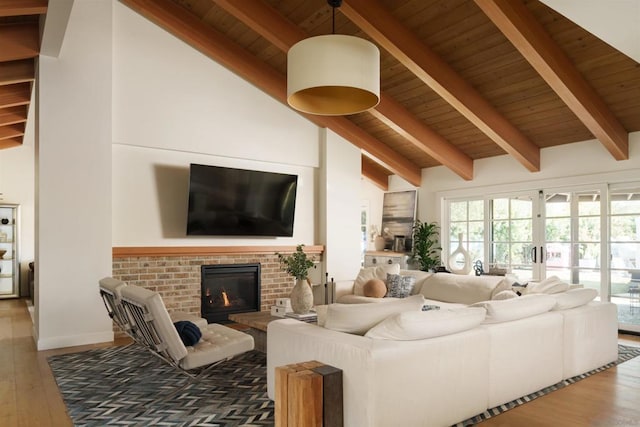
(365, 307, 487, 340)
(324, 294, 425, 335)
(527, 276, 569, 294)
(386, 273, 416, 298)
(550, 288, 598, 311)
(173, 320, 202, 346)
(469, 294, 556, 323)
(353, 263, 401, 296)
(363, 279, 387, 298)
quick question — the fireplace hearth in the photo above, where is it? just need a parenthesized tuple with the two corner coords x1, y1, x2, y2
(201, 263, 261, 323)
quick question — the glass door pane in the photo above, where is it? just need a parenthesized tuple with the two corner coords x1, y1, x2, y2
(489, 194, 537, 281)
(609, 187, 640, 332)
(543, 190, 602, 291)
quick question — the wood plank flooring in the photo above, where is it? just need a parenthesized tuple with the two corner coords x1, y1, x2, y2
(1, 298, 639, 426)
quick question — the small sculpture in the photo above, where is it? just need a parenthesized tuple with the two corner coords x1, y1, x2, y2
(474, 260, 484, 276)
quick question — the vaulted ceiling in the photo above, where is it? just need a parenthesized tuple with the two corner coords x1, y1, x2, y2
(4, 0, 640, 190)
(0, 0, 46, 149)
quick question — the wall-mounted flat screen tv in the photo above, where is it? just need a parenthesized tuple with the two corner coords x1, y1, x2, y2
(187, 163, 298, 237)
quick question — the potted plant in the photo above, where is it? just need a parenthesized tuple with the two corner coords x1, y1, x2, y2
(277, 244, 315, 314)
(410, 220, 441, 272)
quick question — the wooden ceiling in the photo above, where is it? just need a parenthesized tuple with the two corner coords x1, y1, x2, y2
(5, 0, 640, 190)
(0, 0, 46, 149)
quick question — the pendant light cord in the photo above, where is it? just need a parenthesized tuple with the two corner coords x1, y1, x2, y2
(328, 0, 342, 34)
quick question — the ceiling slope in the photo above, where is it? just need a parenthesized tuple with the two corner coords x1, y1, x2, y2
(476, 0, 628, 160)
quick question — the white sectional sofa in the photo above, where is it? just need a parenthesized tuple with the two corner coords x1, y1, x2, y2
(267, 270, 618, 427)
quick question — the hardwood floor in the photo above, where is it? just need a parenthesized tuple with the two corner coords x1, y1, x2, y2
(1, 298, 639, 426)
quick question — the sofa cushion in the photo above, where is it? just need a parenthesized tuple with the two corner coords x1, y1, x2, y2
(353, 264, 401, 296)
(492, 290, 519, 300)
(324, 294, 425, 335)
(469, 294, 556, 323)
(338, 294, 399, 304)
(550, 288, 598, 311)
(365, 307, 487, 340)
(527, 276, 569, 294)
(386, 274, 416, 298)
(363, 279, 387, 298)
(419, 273, 509, 304)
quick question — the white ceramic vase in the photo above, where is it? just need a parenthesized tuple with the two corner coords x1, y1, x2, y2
(290, 278, 314, 314)
(448, 233, 472, 275)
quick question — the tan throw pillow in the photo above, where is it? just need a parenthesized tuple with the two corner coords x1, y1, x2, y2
(363, 279, 387, 298)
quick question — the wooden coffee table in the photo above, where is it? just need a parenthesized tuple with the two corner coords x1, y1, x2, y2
(228, 311, 282, 352)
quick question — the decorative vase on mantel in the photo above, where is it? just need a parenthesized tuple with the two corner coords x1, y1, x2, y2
(290, 278, 314, 314)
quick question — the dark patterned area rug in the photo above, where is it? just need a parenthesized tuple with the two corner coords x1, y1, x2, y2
(49, 344, 640, 426)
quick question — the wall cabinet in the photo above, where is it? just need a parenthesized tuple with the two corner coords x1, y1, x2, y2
(0, 204, 19, 299)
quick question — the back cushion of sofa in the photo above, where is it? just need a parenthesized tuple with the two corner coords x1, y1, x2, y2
(324, 294, 425, 335)
(353, 263, 401, 296)
(398, 269, 433, 295)
(419, 273, 507, 304)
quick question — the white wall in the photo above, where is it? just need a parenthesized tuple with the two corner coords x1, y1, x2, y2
(36, 0, 113, 349)
(421, 132, 640, 222)
(111, 2, 320, 247)
(321, 129, 362, 282)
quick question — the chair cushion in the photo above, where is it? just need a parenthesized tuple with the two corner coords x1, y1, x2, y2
(120, 285, 189, 362)
(179, 323, 255, 370)
(365, 307, 487, 340)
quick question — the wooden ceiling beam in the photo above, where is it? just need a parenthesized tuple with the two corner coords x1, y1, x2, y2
(122, 0, 422, 186)
(0, 106, 27, 126)
(362, 157, 389, 190)
(475, 0, 628, 160)
(213, 0, 474, 181)
(0, 137, 22, 149)
(0, 60, 35, 86)
(0, 0, 47, 17)
(0, 123, 24, 140)
(371, 95, 474, 180)
(0, 23, 40, 62)
(341, 0, 540, 172)
(0, 83, 31, 109)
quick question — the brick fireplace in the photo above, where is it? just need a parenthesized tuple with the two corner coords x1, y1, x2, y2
(111, 245, 323, 335)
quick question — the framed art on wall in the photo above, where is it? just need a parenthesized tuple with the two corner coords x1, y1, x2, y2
(381, 190, 417, 252)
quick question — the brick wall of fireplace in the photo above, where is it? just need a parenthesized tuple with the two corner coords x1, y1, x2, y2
(110, 246, 323, 337)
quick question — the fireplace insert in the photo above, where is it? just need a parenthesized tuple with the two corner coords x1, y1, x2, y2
(200, 263, 261, 323)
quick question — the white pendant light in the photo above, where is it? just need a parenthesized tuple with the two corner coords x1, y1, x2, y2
(287, 1, 380, 116)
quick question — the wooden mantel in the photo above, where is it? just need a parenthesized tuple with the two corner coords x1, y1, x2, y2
(112, 245, 325, 258)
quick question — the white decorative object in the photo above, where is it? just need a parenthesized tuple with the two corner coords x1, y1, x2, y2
(290, 279, 314, 314)
(448, 233, 472, 275)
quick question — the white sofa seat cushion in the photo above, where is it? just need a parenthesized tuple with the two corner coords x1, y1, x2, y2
(419, 273, 510, 304)
(470, 294, 556, 323)
(353, 264, 400, 296)
(365, 307, 486, 340)
(324, 294, 425, 335)
(550, 288, 598, 310)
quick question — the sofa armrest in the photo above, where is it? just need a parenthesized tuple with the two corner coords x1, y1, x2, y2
(334, 280, 355, 302)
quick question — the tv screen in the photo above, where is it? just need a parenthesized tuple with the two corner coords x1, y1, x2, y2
(186, 164, 298, 236)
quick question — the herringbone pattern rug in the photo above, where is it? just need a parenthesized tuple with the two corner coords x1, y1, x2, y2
(48, 346, 273, 426)
(49, 344, 640, 426)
